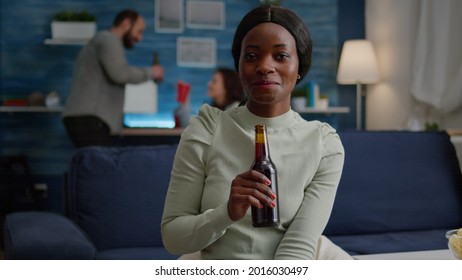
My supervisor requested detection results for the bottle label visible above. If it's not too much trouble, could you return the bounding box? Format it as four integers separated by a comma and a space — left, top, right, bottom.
251, 165, 279, 227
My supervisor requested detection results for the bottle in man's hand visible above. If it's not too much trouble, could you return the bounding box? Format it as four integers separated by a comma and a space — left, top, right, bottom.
152, 52, 164, 83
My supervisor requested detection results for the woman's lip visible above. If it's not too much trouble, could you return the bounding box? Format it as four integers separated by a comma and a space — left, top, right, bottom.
253, 80, 279, 86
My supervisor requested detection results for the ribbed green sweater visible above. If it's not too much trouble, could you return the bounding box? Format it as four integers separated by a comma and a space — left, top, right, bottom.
161, 104, 344, 259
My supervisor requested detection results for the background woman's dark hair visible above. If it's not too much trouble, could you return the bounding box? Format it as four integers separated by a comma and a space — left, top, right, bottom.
231, 5, 313, 83
112, 9, 139, 27
213, 68, 245, 110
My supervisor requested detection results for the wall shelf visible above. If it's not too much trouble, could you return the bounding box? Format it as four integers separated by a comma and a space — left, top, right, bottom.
44, 38, 88, 45
296, 107, 350, 114
0, 106, 63, 113
119, 128, 184, 137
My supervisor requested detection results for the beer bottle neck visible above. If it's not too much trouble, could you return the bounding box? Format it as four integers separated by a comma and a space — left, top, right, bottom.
152, 52, 159, 65
254, 126, 270, 161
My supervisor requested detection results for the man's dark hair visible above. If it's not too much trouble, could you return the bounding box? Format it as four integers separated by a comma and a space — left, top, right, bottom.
231, 5, 313, 83
112, 9, 139, 27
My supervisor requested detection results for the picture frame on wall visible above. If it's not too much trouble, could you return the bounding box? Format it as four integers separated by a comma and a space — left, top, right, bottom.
177, 37, 216, 68
155, 0, 184, 33
186, 1, 225, 30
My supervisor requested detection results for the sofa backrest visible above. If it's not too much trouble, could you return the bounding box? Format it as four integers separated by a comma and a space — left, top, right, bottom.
324, 131, 462, 236
66, 145, 178, 251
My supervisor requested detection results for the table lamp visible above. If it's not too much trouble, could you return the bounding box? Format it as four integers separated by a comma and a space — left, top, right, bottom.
337, 40, 380, 130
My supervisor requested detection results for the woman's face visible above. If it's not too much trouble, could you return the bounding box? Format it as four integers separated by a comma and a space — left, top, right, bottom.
239, 22, 299, 117
207, 72, 226, 107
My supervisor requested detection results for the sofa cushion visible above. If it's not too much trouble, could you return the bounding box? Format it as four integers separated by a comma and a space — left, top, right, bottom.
67, 145, 177, 251
325, 131, 462, 236
3, 211, 96, 259
328, 229, 450, 256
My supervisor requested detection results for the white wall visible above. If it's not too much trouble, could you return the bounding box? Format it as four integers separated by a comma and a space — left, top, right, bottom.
365, 0, 419, 130
365, 0, 462, 131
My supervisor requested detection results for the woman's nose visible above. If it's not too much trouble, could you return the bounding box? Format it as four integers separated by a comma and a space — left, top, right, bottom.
256, 57, 275, 75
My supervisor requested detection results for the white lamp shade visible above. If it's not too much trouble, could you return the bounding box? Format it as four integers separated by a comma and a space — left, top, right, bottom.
337, 40, 380, 84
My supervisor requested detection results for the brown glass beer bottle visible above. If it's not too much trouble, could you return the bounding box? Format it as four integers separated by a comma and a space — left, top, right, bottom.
250, 124, 280, 227
152, 52, 163, 83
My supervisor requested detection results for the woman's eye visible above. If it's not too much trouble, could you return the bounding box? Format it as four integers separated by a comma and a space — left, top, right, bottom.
276, 53, 290, 60
243, 53, 257, 61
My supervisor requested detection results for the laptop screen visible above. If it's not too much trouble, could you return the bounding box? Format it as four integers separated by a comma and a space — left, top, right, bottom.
123, 112, 175, 129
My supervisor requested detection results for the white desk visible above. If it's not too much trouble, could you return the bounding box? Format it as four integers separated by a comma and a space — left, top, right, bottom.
354, 249, 455, 260
296, 106, 350, 114
118, 128, 184, 136
0, 106, 63, 113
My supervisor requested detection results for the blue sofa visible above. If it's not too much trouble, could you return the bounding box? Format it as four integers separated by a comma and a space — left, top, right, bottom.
3, 131, 462, 259
324, 131, 462, 255
3, 145, 180, 260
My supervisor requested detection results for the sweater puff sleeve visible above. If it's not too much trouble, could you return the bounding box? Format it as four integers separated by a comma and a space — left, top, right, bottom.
161, 105, 235, 255
275, 122, 344, 259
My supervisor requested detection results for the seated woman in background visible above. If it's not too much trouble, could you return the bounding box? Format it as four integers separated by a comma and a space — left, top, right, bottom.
207, 68, 245, 111
161, 4, 351, 260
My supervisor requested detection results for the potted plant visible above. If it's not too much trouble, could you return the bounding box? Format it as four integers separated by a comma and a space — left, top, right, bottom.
51, 10, 97, 40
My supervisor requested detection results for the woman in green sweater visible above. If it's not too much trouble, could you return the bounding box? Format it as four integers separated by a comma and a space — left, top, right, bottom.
161, 4, 350, 260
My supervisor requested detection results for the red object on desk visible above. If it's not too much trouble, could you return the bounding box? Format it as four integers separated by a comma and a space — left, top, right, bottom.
3, 99, 28, 106
176, 81, 191, 104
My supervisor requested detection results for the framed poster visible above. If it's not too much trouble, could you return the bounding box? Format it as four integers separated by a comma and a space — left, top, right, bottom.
155, 0, 184, 33
186, 1, 225, 30
177, 37, 216, 68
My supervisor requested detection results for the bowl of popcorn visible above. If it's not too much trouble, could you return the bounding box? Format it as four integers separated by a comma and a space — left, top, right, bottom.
446, 228, 462, 259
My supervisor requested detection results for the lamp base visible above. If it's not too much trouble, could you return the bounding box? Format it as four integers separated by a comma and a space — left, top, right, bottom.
356, 83, 362, 130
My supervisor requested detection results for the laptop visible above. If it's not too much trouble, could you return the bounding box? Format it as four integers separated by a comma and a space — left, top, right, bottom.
123, 80, 175, 129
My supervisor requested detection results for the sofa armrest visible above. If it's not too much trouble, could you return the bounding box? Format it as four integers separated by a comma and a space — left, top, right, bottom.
3, 211, 96, 259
